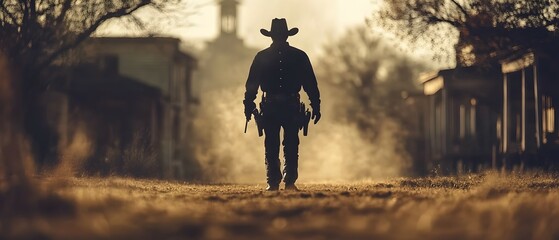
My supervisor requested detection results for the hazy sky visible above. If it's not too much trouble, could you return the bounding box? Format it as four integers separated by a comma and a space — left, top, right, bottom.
97, 0, 377, 56
96, 0, 452, 66
194, 0, 376, 53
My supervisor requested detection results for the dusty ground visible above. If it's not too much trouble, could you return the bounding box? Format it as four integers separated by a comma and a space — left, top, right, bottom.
2, 172, 559, 240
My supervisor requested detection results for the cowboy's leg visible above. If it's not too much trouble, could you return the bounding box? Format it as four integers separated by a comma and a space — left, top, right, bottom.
264, 120, 282, 186
282, 122, 300, 185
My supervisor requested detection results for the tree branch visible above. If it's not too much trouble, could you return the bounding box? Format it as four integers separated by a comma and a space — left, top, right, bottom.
0, 4, 19, 25
544, 17, 559, 27
55, 0, 73, 26
36, 1, 151, 73
426, 15, 463, 28
449, 0, 470, 19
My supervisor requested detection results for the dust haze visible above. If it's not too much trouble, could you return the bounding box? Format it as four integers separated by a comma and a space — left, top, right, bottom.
192, 25, 423, 183
1, 1, 420, 183
92, 0, 412, 183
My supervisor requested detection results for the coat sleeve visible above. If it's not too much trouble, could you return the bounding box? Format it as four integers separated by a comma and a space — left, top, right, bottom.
244, 54, 261, 102
301, 53, 321, 109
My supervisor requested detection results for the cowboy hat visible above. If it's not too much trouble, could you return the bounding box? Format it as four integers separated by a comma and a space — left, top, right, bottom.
260, 18, 299, 37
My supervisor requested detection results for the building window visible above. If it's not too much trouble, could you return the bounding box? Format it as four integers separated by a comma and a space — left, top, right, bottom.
496, 116, 502, 140
459, 99, 477, 139
222, 15, 236, 33
470, 98, 477, 136
543, 95, 555, 136
546, 108, 555, 133
460, 104, 466, 139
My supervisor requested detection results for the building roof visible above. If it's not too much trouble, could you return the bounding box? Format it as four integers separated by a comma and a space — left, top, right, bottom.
421, 66, 501, 96
220, 0, 240, 5
67, 64, 161, 100
88, 37, 196, 63
89, 36, 181, 44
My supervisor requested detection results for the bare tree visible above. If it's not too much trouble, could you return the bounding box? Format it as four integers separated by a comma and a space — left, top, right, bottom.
0, 0, 186, 174
374, 0, 559, 66
317, 26, 424, 144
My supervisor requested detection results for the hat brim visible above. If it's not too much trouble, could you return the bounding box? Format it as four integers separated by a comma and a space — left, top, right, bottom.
260, 28, 299, 37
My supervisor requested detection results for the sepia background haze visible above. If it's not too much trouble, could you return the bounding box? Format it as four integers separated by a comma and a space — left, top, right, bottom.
94, 0, 450, 183
97, 0, 378, 55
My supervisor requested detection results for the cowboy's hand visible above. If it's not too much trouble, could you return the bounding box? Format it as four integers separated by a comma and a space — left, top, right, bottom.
311, 106, 321, 124
243, 100, 256, 120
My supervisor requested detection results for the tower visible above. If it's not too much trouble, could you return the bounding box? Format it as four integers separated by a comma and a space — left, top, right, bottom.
219, 0, 239, 37
198, 0, 257, 91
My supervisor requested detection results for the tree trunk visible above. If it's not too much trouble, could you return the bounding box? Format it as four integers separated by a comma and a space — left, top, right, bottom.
0, 54, 32, 189
22, 90, 60, 171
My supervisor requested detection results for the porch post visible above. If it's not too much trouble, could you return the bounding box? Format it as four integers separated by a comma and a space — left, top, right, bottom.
503, 74, 508, 153
521, 68, 526, 152
533, 62, 541, 148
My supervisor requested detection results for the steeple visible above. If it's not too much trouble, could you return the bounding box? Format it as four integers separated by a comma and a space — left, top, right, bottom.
219, 0, 239, 37
199, 0, 258, 91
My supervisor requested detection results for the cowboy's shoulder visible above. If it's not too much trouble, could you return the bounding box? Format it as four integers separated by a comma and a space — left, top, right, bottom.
255, 47, 275, 58
250, 50, 266, 64
286, 46, 309, 57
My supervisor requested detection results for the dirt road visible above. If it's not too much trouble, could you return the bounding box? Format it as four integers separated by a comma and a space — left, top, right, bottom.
2, 173, 559, 239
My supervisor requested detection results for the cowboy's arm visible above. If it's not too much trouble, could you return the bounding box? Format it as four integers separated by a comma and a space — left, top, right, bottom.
301, 53, 321, 123
301, 54, 320, 108
243, 54, 261, 120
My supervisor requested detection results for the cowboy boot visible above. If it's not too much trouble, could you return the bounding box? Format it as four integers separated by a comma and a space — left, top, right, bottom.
282, 127, 299, 190
264, 123, 282, 191
265, 157, 282, 191
266, 183, 280, 191
284, 181, 299, 191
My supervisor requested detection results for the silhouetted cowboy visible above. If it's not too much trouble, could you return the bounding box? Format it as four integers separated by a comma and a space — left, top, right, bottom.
244, 18, 321, 191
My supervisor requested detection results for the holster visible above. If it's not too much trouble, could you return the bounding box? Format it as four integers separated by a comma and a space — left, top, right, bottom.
252, 108, 264, 137
298, 102, 312, 136
257, 93, 311, 136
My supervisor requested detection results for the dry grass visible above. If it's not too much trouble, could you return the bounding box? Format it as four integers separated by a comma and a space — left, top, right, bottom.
2, 172, 559, 239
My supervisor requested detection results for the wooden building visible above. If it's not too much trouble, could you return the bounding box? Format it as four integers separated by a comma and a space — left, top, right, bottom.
419, 67, 502, 173
412, 48, 559, 174
54, 37, 198, 179
500, 51, 559, 168
63, 64, 163, 177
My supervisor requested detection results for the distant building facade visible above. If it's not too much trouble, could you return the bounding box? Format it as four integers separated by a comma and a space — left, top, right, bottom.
51, 37, 198, 179
500, 51, 559, 167
411, 50, 559, 174
197, 0, 258, 91
418, 67, 502, 173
